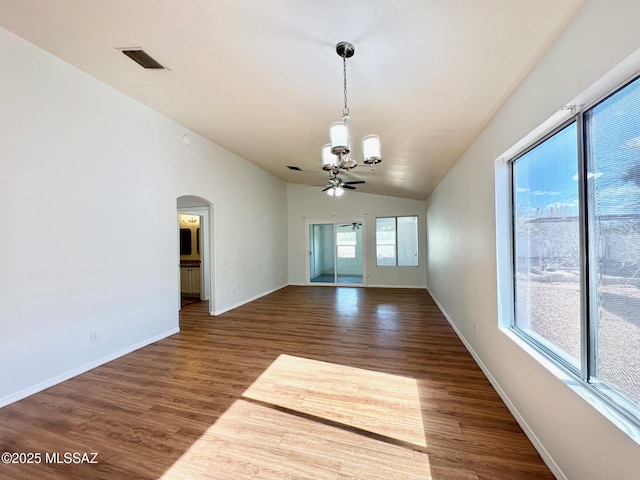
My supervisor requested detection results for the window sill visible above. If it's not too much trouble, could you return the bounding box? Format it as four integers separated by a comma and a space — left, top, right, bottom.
500, 326, 640, 446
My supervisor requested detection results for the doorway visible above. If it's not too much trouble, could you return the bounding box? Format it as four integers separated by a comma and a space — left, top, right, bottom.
307, 220, 364, 285
178, 213, 203, 307
177, 196, 214, 315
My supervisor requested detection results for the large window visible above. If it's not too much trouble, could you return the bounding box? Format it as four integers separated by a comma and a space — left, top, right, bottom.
376, 216, 418, 266
585, 77, 640, 409
510, 74, 640, 423
513, 122, 581, 370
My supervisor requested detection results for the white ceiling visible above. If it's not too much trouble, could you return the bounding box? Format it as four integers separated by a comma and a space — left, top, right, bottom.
0, 0, 585, 200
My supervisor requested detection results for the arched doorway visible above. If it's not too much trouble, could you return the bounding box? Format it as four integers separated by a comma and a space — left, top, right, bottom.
177, 195, 214, 315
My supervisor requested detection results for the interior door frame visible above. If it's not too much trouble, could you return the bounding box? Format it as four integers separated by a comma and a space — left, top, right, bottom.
305, 218, 366, 286
178, 206, 212, 311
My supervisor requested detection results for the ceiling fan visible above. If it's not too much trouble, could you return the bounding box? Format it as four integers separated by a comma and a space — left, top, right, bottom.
309, 174, 365, 197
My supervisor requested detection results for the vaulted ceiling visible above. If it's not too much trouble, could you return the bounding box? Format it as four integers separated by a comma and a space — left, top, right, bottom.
0, 0, 585, 199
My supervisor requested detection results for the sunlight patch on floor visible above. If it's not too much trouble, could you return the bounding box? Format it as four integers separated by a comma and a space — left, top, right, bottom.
160, 399, 431, 480
161, 354, 432, 480
160, 354, 430, 479
243, 354, 427, 448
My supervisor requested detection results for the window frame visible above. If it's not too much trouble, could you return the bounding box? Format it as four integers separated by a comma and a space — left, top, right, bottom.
336, 230, 357, 259
375, 216, 419, 267
504, 72, 640, 435
509, 119, 583, 377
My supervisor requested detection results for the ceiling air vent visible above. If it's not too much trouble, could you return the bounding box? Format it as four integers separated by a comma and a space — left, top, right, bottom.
120, 49, 166, 69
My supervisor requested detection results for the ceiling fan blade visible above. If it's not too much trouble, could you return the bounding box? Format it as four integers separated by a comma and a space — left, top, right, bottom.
344, 180, 365, 185
343, 185, 356, 190
321, 186, 332, 192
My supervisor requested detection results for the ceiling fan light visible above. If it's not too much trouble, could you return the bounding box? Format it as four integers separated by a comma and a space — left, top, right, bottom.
330, 121, 350, 154
362, 134, 382, 164
326, 187, 335, 196
322, 144, 337, 171
334, 186, 345, 197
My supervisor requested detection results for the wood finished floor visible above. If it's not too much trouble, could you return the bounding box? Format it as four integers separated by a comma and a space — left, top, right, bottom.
0, 286, 555, 479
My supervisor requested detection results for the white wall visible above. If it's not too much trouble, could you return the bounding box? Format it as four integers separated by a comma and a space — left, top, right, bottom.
287, 184, 426, 287
425, 2, 640, 479
0, 27, 288, 405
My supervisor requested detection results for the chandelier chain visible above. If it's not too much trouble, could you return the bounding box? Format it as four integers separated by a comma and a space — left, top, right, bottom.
342, 55, 349, 118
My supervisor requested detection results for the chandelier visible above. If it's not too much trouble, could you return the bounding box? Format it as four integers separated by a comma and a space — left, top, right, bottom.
321, 41, 381, 196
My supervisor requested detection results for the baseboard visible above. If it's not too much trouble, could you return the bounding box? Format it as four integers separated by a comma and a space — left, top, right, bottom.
0, 327, 180, 409
213, 284, 288, 315
425, 287, 568, 480
367, 284, 428, 289
287, 282, 427, 289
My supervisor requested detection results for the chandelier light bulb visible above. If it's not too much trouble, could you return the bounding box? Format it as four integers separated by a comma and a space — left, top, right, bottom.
362, 135, 381, 163
322, 144, 337, 171
330, 122, 350, 153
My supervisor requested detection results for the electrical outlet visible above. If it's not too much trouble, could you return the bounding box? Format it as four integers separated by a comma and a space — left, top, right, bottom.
90, 330, 99, 343
232, 288, 236, 295
474, 323, 478, 335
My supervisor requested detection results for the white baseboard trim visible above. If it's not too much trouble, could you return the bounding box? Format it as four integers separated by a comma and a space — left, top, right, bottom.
425, 287, 567, 480
213, 284, 288, 315
0, 327, 180, 409
287, 283, 427, 289
367, 284, 427, 289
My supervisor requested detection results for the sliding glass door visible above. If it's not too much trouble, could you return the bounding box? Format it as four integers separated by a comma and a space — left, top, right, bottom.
308, 221, 363, 285
336, 222, 364, 284
309, 223, 335, 283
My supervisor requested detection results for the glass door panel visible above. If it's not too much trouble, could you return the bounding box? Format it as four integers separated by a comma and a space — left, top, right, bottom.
336, 222, 363, 284
309, 223, 335, 283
